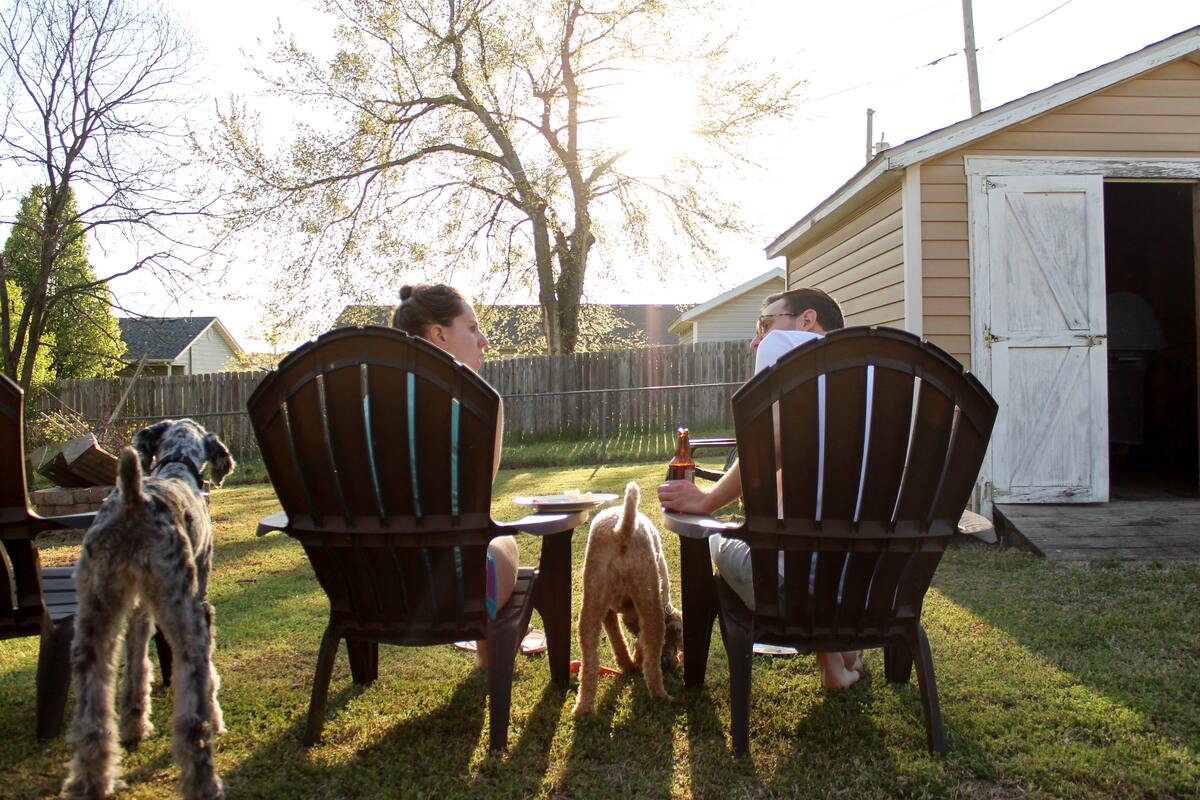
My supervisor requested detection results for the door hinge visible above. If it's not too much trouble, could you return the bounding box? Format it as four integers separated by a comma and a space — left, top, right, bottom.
983, 327, 1008, 346
1080, 333, 1107, 347
982, 177, 999, 192
985, 482, 994, 502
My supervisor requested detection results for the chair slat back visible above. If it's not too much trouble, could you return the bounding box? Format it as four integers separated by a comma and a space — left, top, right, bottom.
1, 373, 30, 523
730, 327, 997, 638
0, 374, 46, 639
248, 327, 500, 638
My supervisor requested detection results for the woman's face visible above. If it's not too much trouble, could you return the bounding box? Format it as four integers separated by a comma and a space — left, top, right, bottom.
426, 303, 488, 370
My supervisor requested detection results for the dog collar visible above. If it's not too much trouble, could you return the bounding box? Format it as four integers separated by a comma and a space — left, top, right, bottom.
152, 455, 205, 488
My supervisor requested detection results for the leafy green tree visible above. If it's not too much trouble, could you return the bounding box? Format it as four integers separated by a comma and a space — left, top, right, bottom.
1, 279, 54, 386
2, 187, 125, 380
478, 304, 652, 357
0, 0, 197, 389
212, 0, 802, 353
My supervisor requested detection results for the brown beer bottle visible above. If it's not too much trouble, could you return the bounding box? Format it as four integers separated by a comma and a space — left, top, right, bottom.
667, 426, 695, 481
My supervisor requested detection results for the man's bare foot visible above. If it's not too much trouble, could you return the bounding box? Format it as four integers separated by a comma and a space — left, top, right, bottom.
841, 650, 863, 672
817, 651, 861, 690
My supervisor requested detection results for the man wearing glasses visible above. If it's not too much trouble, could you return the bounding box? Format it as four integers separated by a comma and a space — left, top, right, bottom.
657, 287, 862, 689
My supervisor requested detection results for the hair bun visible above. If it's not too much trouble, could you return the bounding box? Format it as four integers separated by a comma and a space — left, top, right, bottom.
399, 285, 414, 301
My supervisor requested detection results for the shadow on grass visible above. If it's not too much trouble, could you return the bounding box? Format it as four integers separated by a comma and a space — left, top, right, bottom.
553, 669, 682, 797
681, 683, 748, 800
683, 650, 995, 799
210, 527, 295, 567
220, 681, 404, 798
504, 680, 570, 771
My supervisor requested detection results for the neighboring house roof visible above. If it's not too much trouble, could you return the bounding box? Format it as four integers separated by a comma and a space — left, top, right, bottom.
334, 303, 691, 347
118, 317, 244, 363
668, 268, 785, 333
766, 25, 1200, 258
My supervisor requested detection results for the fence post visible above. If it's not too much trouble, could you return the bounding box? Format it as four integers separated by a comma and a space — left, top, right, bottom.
599, 390, 608, 465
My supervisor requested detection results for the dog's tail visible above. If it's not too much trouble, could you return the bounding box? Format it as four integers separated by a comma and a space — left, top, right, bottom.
117, 446, 146, 509
616, 481, 640, 539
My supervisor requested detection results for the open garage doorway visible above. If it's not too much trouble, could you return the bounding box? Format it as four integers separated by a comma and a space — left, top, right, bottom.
1104, 182, 1199, 498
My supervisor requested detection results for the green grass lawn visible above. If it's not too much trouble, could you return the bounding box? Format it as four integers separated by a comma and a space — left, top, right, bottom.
3, 463, 1198, 798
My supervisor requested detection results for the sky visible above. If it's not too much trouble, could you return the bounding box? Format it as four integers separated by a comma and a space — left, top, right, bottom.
7, 0, 1198, 351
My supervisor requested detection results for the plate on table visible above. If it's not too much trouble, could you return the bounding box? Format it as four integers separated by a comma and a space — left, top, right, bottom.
753, 643, 799, 656
512, 492, 619, 513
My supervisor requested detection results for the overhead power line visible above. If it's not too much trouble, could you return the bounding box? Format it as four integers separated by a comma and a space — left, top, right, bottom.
991, 0, 1077, 47
801, 0, 1081, 107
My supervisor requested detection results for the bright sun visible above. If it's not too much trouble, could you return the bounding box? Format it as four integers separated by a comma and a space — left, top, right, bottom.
594, 62, 700, 177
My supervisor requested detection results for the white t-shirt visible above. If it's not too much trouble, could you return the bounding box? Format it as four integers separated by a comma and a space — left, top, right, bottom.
753, 327, 875, 523
753, 329, 823, 374
711, 329, 829, 576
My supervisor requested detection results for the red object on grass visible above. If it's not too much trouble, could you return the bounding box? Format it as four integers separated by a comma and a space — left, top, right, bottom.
569, 659, 621, 676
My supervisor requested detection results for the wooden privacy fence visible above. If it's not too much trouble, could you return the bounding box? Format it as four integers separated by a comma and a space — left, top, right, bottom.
27, 340, 756, 462
482, 341, 755, 440
30, 370, 266, 469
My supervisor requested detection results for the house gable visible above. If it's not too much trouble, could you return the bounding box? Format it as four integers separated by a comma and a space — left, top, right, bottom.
768, 29, 1200, 369
183, 324, 242, 373
118, 316, 244, 375
668, 268, 785, 343
767, 26, 1200, 260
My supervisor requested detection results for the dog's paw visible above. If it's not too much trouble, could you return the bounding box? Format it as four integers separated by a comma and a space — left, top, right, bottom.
61, 775, 125, 800
118, 718, 154, 748
572, 700, 595, 716
199, 776, 226, 800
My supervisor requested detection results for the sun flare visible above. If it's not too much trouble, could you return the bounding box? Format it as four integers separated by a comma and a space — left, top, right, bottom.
594, 63, 700, 177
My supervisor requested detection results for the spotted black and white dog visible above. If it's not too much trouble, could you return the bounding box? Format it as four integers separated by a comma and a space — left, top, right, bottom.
63, 420, 234, 800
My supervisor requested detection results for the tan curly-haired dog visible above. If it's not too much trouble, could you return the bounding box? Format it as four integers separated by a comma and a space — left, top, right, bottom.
573, 482, 682, 715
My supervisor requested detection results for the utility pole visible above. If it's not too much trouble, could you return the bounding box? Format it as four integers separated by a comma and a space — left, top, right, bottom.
961, 0, 982, 116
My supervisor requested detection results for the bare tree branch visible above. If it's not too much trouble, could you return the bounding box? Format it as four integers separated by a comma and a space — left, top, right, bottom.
0, 0, 207, 387
203, 0, 804, 352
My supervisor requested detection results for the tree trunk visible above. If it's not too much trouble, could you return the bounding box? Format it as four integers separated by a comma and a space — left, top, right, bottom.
553, 233, 584, 354
529, 205, 563, 354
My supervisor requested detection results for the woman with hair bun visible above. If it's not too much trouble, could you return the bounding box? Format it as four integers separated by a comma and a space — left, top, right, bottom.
392, 283, 521, 667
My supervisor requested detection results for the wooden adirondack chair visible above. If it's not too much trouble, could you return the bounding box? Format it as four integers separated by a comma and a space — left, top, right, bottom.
248, 326, 585, 750
664, 327, 997, 755
1, 373, 95, 739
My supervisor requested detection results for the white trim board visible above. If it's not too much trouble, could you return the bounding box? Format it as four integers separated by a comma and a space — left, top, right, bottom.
965, 156, 1200, 179
765, 161, 897, 258
901, 165, 924, 336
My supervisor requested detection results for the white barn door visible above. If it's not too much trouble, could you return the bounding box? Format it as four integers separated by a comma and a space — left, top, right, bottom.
980, 174, 1108, 503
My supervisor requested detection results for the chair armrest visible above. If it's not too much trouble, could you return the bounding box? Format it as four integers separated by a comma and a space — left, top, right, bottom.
661, 510, 741, 540
957, 510, 997, 544
495, 510, 587, 536
693, 467, 726, 483
257, 511, 289, 537
32, 511, 95, 532
688, 438, 737, 483
689, 437, 736, 456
